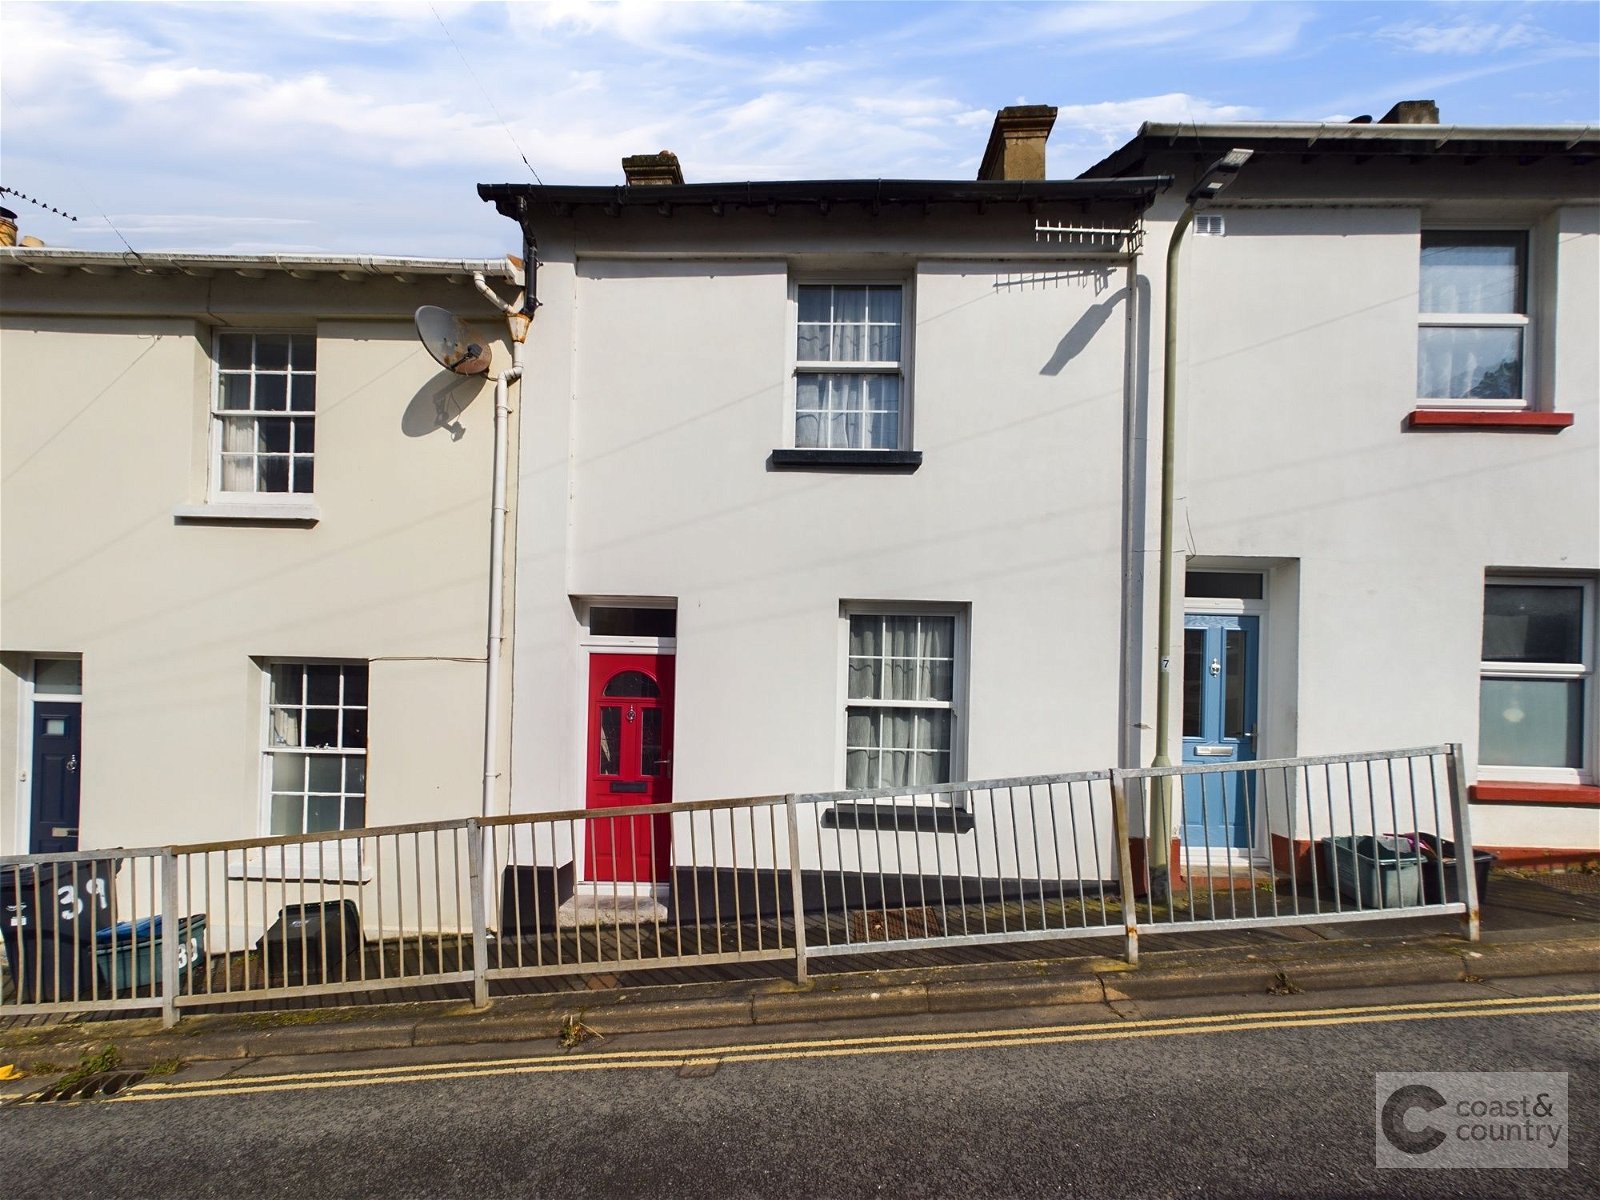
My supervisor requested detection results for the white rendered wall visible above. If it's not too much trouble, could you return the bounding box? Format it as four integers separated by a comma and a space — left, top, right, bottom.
1170, 195, 1598, 853
508, 223, 1141, 819
1, 277, 512, 855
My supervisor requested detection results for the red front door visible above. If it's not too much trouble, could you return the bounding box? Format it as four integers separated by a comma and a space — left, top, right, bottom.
584, 654, 674, 883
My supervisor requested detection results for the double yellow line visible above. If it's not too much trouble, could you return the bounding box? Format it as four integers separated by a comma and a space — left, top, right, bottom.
114, 992, 1598, 1104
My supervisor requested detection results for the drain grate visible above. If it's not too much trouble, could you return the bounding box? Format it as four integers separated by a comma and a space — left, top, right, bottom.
26, 1070, 147, 1103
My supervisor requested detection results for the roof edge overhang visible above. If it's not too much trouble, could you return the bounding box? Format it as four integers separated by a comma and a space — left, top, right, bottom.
0, 248, 517, 280
1083, 122, 1598, 178
477, 176, 1172, 222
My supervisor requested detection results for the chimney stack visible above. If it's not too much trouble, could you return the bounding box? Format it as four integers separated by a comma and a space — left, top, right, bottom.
978, 106, 1058, 181
1379, 100, 1439, 125
0, 207, 17, 248
622, 151, 685, 186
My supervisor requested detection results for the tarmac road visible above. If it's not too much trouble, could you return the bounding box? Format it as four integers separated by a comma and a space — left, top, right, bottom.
3, 975, 1596, 1200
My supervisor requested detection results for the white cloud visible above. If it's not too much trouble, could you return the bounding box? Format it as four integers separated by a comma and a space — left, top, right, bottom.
1376, 19, 1544, 56
1055, 94, 1263, 143
2, 1, 1592, 257
513, 0, 802, 51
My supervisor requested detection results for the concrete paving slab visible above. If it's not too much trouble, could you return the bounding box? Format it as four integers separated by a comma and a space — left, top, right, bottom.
751, 982, 928, 1026
1457, 939, 1600, 979
413, 1009, 566, 1047
925, 975, 1105, 1014
234, 1018, 419, 1059
577, 996, 754, 1034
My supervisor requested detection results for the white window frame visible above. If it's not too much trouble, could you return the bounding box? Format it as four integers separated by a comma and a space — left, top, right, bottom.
837, 603, 967, 791
259, 659, 369, 836
1478, 576, 1594, 786
208, 329, 319, 502
1416, 228, 1532, 412
787, 279, 913, 451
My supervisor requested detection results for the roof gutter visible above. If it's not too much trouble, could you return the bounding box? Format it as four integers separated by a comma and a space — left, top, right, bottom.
0, 248, 517, 278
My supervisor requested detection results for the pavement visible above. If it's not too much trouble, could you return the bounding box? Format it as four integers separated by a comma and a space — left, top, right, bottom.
0, 872, 1594, 1093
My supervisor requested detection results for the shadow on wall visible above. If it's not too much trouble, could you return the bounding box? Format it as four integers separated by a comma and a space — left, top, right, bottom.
1039, 287, 1129, 377
402, 373, 485, 440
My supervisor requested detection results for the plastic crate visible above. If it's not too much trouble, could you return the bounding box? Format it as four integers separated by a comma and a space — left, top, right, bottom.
1399, 833, 1497, 905
256, 900, 362, 983
95, 914, 207, 997
1319, 836, 1422, 909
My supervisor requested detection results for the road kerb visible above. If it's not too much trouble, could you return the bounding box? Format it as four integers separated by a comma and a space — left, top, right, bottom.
751, 982, 929, 1026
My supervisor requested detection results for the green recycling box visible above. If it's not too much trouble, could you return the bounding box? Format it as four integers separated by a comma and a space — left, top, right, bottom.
94, 914, 207, 997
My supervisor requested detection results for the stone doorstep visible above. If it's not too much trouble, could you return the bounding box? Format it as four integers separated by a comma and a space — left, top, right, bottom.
554, 895, 670, 929
4, 932, 1595, 1072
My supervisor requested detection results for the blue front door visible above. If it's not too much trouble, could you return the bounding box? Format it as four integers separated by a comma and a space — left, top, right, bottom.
1180, 614, 1259, 851
30, 701, 82, 853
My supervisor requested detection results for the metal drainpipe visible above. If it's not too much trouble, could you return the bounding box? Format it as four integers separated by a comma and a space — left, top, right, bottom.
1116, 241, 1145, 771
1147, 203, 1196, 897
472, 271, 530, 819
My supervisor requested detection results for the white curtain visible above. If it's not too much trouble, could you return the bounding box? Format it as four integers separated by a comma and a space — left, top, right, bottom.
221, 416, 257, 491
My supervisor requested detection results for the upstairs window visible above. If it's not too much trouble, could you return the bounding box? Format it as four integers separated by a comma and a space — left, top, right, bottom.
794, 284, 906, 450
213, 332, 317, 496
1417, 232, 1528, 407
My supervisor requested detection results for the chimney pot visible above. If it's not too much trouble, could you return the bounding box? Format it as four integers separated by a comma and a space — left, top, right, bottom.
622, 150, 685, 186
0, 206, 17, 249
1379, 100, 1439, 125
978, 105, 1058, 181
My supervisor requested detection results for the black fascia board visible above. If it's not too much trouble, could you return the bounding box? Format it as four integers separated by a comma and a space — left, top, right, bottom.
1083, 130, 1600, 179
477, 176, 1172, 221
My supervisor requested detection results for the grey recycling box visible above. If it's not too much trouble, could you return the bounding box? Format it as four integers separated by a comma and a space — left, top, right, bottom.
1319, 836, 1423, 909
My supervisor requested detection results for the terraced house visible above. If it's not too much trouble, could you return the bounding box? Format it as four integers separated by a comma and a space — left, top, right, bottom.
2, 101, 1595, 895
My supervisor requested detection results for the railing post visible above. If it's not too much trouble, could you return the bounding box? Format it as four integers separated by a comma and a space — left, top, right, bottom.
467, 819, 490, 1008
1444, 744, 1480, 942
785, 794, 808, 983
1109, 771, 1139, 966
160, 849, 180, 1029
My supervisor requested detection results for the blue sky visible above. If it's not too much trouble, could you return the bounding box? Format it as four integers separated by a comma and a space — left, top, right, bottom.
2, 1, 1595, 258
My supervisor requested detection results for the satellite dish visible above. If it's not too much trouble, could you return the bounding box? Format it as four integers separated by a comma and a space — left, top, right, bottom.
415, 306, 495, 378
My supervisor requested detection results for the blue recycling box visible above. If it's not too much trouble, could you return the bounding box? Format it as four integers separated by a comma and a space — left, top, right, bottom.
94, 914, 207, 997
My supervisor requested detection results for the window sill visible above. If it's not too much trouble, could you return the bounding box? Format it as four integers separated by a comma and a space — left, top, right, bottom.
768, 449, 922, 473
227, 844, 369, 883
1469, 782, 1600, 807
1405, 410, 1574, 432
173, 500, 321, 524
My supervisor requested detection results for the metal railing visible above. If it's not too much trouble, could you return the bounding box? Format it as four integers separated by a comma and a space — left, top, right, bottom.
0, 746, 1478, 1025
480, 797, 796, 1003
0, 846, 168, 1016
1115, 745, 1478, 957
790, 772, 1128, 972
168, 821, 478, 1017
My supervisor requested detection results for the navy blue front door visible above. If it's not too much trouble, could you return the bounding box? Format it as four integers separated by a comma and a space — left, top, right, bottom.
31, 702, 81, 853
1180, 614, 1259, 851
